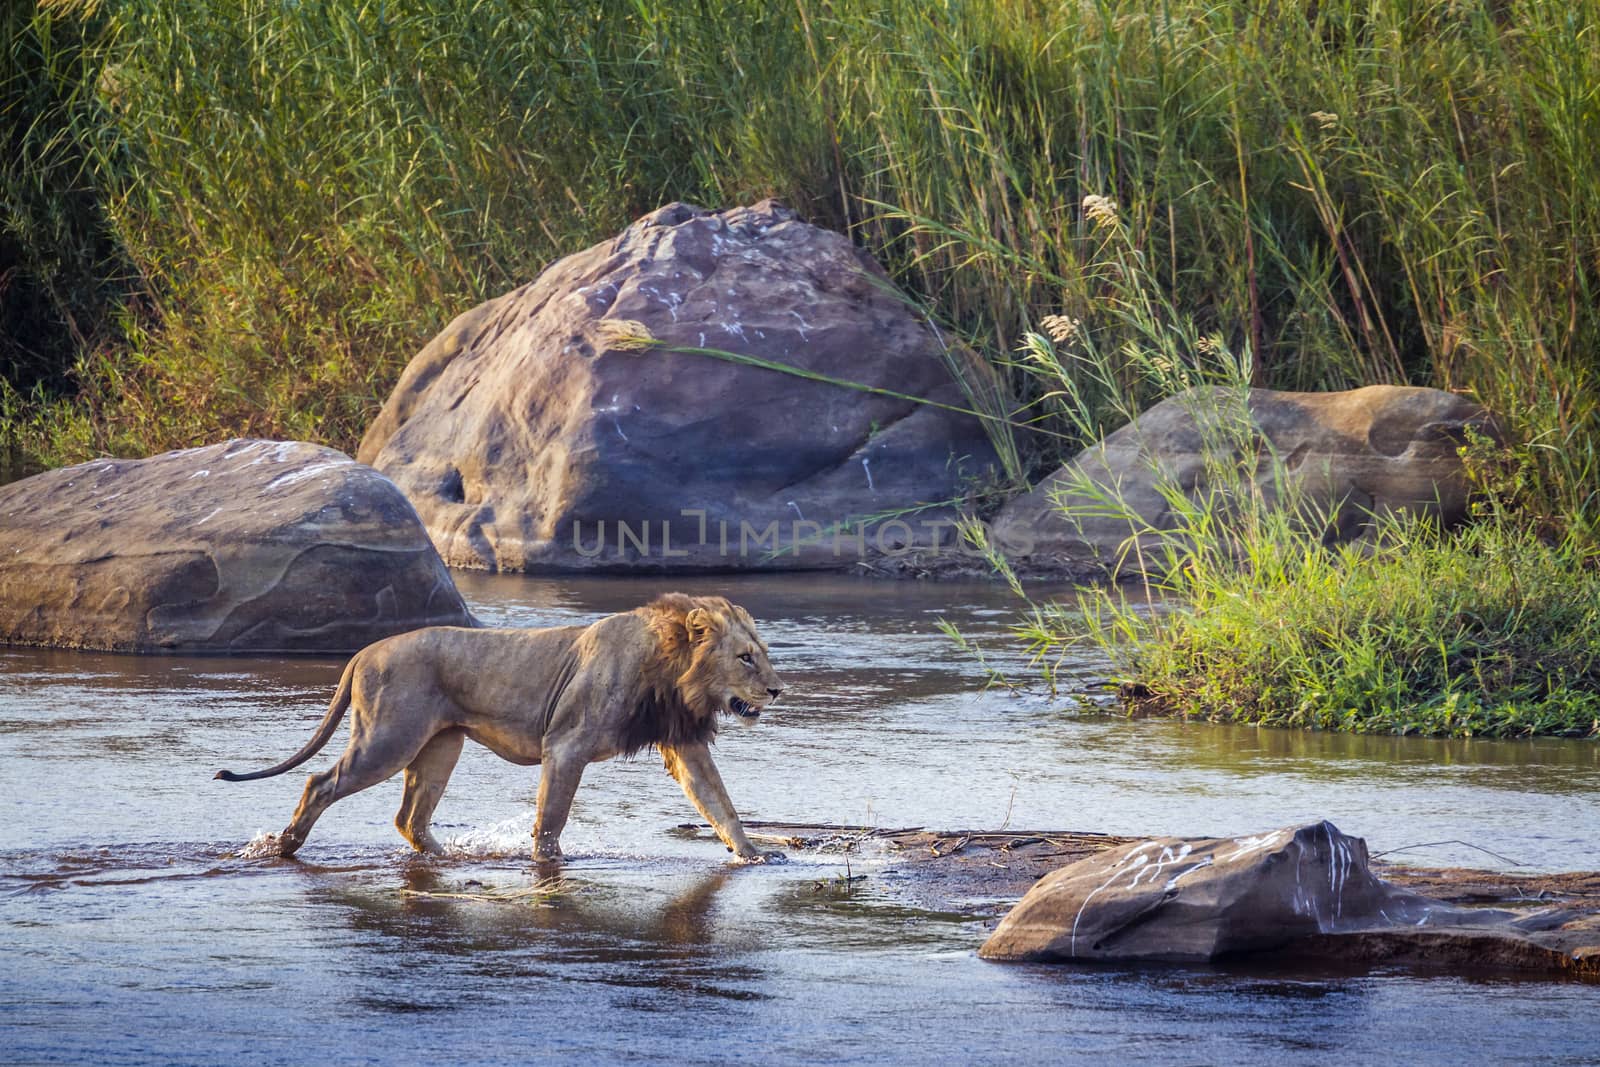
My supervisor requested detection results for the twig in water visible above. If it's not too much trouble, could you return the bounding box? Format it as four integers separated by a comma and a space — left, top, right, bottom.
998, 836, 1044, 852
1368, 840, 1527, 867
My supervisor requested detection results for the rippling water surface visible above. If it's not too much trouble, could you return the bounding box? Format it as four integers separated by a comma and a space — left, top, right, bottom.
4, 573, 1599, 1064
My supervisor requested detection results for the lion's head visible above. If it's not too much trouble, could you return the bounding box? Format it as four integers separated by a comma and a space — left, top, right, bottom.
644, 593, 784, 726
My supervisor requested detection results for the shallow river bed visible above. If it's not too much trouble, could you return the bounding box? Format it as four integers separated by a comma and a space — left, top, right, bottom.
4, 573, 1600, 1064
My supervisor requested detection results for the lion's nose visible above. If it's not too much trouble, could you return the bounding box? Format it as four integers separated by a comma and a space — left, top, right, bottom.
767, 686, 783, 699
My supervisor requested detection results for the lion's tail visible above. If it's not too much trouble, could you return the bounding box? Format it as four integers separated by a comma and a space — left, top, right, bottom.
214, 659, 357, 782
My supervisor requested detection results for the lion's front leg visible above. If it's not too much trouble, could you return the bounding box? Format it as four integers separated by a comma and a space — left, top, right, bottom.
659, 741, 780, 863
532, 748, 587, 860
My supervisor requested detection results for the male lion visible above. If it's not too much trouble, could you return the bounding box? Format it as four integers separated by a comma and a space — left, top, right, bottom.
216, 593, 785, 862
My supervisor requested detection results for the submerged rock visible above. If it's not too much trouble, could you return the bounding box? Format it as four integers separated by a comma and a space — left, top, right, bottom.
359, 200, 1001, 572
980, 821, 1600, 976
990, 385, 1498, 576
0, 440, 474, 653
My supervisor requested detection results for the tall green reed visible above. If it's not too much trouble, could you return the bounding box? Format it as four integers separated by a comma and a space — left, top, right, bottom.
1, 1, 126, 399
2, 0, 1594, 542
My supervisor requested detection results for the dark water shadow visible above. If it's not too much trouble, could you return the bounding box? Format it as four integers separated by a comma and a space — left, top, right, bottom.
309, 859, 771, 1005
1101, 717, 1600, 792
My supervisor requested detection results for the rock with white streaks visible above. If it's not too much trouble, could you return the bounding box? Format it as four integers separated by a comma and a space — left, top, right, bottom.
981, 821, 1600, 974
0, 439, 474, 653
358, 200, 1000, 571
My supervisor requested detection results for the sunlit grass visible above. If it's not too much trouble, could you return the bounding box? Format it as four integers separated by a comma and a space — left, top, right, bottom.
957, 375, 1600, 738
1, 0, 1594, 537
1088, 516, 1600, 739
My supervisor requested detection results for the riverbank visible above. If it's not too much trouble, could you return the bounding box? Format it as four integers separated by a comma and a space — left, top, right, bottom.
972, 508, 1600, 740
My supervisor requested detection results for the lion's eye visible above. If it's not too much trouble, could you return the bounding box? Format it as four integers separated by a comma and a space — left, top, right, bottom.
738, 652, 755, 667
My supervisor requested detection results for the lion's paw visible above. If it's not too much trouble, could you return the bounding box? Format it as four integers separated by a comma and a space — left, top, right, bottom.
737, 849, 788, 865
237, 831, 285, 860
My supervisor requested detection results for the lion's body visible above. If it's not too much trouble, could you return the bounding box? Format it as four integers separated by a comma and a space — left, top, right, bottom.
216, 595, 784, 861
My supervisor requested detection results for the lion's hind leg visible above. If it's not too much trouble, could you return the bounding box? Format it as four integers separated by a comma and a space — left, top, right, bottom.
395, 728, 465, 854
276, 713, 439, 858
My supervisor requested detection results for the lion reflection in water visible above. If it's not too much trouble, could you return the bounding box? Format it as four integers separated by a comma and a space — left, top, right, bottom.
216, 594, 785, 862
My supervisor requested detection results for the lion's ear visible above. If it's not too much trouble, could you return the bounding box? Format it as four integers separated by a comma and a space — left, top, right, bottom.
684, 607, 719, 644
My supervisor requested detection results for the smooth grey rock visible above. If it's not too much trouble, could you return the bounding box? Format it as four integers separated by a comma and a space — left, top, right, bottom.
359, 200, 1000, 572
0, 439, 473, 653
990, 385, 1498, 575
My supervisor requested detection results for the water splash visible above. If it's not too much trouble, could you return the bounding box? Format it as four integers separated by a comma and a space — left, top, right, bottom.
443, 816, 536, 858
235, 830, 283, 860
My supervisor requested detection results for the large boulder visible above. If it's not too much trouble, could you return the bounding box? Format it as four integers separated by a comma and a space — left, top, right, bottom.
981, 822, 1600, 975
990, 385, 1497, 575
359, 200, 1001, 572
0, 440, 474, 653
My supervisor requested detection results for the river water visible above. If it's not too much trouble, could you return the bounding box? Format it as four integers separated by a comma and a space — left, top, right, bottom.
4, 573, 1599, 1065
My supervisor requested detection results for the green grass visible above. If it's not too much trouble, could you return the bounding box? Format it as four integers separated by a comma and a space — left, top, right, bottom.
2, 0, 1596, 535
0, 2, 126, 400
1084, 518, 1600, 739
953, 391, 1600, 739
